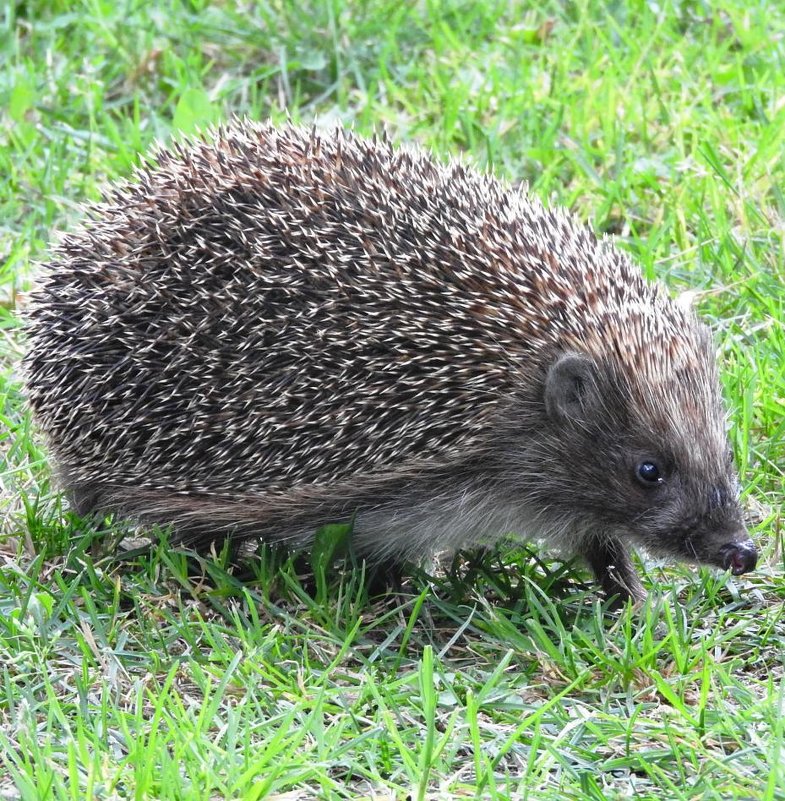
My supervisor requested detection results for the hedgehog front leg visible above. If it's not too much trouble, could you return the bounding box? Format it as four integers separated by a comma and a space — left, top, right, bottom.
581, 535, 645, 605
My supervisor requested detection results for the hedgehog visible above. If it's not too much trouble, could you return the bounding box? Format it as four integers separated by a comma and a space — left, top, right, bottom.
24, 119, 757, 603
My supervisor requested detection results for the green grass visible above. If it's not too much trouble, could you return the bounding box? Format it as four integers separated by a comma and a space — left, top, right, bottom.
1, 0, 784, 798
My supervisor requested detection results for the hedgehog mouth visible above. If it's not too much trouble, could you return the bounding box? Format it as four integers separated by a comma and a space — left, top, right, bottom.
657, 531, 758, 576
718, 541, 758, 575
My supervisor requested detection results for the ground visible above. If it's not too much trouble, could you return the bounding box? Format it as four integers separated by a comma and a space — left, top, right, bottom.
0, 1, 783, 799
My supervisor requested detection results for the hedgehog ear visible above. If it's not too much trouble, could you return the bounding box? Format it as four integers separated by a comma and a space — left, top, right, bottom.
544, 352, 600, 423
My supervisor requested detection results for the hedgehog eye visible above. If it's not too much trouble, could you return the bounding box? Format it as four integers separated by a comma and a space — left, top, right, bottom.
636, 461, 663, 486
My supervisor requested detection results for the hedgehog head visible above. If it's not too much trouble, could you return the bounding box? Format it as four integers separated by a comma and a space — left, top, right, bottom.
526, 331, 755, 576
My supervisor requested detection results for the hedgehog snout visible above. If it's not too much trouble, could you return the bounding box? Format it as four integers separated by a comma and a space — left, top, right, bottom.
719, 539, 758, 575
698, 485, 756, 575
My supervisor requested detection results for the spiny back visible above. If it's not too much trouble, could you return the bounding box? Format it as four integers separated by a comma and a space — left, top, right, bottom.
25, 120, 717, 496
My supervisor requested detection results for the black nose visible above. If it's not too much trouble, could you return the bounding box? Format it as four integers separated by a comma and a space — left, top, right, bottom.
721, 541, 758, 575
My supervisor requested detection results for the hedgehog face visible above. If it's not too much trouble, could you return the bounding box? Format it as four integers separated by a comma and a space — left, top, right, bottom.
537, 351, 756, 575
615, 448, 755, 574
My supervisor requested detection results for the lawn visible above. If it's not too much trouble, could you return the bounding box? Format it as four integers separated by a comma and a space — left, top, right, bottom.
1, 1, 783, 799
